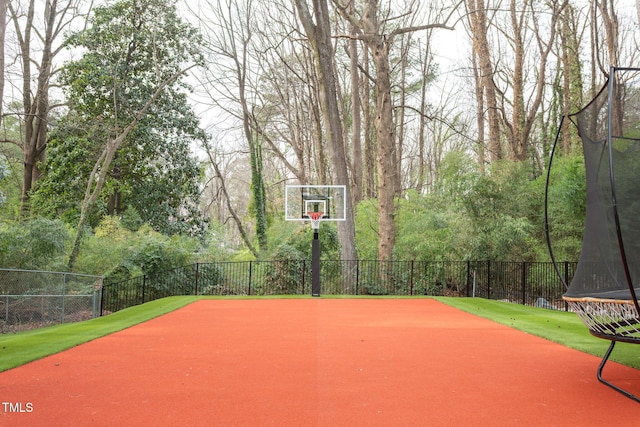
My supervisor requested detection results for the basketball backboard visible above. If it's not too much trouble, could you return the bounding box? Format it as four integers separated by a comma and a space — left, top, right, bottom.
285, 185, 346, 222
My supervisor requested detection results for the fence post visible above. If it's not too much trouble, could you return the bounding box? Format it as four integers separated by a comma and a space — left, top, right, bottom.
142, 275, 146, 304
355, 260, 360, 295
302, 260, 306, 294
248, 261, 253, 296
96, 278, 103, 318
100, 282, 106, 316
564, 261, 570, 311
409, 260, 415, 296
61, 272, 67, 323
466, 261, 471, 297
487, 260, 491, 299
521, 261, 527, 305
194, 263, 200, 296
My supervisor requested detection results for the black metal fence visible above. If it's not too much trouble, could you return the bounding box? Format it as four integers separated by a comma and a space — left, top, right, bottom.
101, 260, 576, 315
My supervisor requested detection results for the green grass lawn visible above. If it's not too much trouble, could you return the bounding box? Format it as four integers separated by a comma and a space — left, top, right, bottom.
0, 296, 198, 372
0, 296, 638, 372
436, 297, 640, 369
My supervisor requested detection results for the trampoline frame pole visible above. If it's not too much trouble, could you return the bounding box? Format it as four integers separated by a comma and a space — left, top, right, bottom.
597, 340, 640, 403
606, 66, 640, 315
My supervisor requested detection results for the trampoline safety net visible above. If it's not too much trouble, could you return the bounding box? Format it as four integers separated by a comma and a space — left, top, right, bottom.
567, 68, 640, 302
547, 66, 640, 403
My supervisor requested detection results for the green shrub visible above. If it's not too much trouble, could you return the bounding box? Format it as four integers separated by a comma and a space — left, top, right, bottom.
196, 263, 225, 295
129, 230, 197, 276
0, 218, 69, 270
76, 218, 201, 283
261, 244, 305, 295
74, 216, 135, 276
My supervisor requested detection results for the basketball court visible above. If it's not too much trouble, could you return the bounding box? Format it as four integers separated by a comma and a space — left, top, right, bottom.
1, 298, 639, 426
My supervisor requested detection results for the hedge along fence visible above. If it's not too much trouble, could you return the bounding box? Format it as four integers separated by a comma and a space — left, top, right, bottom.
101, 260, 576, 315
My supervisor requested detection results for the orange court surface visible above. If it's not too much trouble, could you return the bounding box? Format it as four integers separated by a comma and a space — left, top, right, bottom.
1, 298, 640, 426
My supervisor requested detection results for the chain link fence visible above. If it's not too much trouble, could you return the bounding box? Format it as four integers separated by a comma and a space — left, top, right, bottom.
0, 269, 103, 333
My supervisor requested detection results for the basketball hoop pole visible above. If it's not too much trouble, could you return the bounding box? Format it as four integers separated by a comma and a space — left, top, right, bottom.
285, 185, 347, 296
308, 212, 322, 297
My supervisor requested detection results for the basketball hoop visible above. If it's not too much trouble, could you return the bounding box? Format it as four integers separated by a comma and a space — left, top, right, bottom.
307, 211, 323, 230
285, 185, 347, 298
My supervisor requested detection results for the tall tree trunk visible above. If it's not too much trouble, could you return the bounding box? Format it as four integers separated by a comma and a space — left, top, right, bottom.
349, 21, 363, 204
559, 3, 583, 154
595, 0, 619, 71
69, 140, 118, 269
507, 0, 567, 163
334, 0, 455, 261
11, 0, 62, 217
249, 138, 268, 252
471, 53, 486, 173
362, 47, 376, 198
396, 35, 409, 194
466, 0, 502, 162
0, 0, 6, 122
333, 0, 398, 262
293, 0, 358, 267
370, 39, 397, 262
588, 4, 598, 139
310, 83, 329, 183
560, 17, 572, 155
228, 0, 268, 253
334, 0, 399, 263
595, 0, 622, 133
508, 0, 526, 162
416, 40, 429, 192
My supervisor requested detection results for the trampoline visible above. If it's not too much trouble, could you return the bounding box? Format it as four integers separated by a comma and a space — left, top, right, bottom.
546, 66, 640, 402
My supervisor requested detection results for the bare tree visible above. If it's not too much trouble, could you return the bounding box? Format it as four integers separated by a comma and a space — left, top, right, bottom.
195, 0, 269, 252
254, 31, 325, 184
471, 50, 487, 172
558, 2, 584, 154
8, 0, 87, 217
396, 33, 410, 194
204, 140, 259, 257
293, 0, 358, 264
465, 0, 568, 164
501, 0, 567, 162
415, 38, 435, 192
361, 45, 376, 198
466, 0, 501, 162
594, 0, 620, 73
347, 8, 363, 203
415, 84, 472, 191
591, 0, 635, 134
333, 0, 456, 262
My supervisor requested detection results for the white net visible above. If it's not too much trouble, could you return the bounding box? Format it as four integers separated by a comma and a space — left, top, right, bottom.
565, 297, 640, 341
308, 212, 323, 230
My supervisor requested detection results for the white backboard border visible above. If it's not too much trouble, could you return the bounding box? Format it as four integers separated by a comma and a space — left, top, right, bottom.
285, 185, 347, 222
